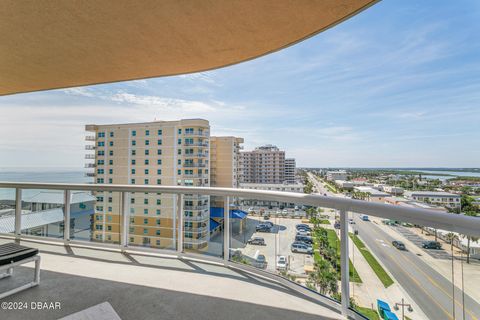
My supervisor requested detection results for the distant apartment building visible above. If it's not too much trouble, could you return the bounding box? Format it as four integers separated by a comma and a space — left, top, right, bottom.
284, 158, 296, 183
404, 191, 461, 209
85, 119, 211, 250
335, 180, 354, 190
240, 145, 296, 184
326, 170, 347, 182
383, 185, 404, 195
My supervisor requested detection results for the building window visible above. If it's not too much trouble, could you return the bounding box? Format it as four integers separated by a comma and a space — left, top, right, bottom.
144, 209, 148, 215
110, 131, 114, 137
108, 178, 112, 184
178, 139, 181, 145
178, 170, 181, 175
131, 159, 136, 165
156, 199, 161, 205
108, 206, 112, 212
145, 140, 150, 145
109, 159, 113, 165
156, 179, 161, 185
144, 198, 148, 205
132, 130, 136, 136
131, 198, 135, 204
132, 140, 136, 146
98, 132, 105, 138
156, 230, 160, 236
131, 169, 136, 174
157, 139, 162, 145
178, 128, 182, 135
98, 151, 104, 156
98, 141, 105, 147
145, 159, 149, 165
109, 141, 113, 146
157, 159, 162, 165
144, 218, 148, 224
145, 149, 149, 156
157, 149, 162, 155
109, 150, 113, 156
145, 169, 149, 174
146, 130, 150, 136
97, 169, 104, 174
109, 169, 113, 174
144, 179, 149, 185
156, 209, 161, 215
178, 149, 181, 155
131, 179, 135, 184
108, 197, 112, 203
178, 159, 181, 165
143, 229, 148, 234
158, 129, 162, 135
97, 160, 104, 165
156, 240, 160, 246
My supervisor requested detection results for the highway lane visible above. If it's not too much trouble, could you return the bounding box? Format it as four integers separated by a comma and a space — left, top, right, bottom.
306, 172, 480, 320
353, 212, 480, 320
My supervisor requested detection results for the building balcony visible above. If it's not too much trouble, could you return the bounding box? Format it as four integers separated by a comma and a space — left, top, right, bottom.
182, 174, 205, 179
84, 163, 96, 168
184, 131, 209, 137
183, 153, 208, 158
183, 204, 209, 211
183, 163, 207, 168
84, 154, 95, 159
85, 145, 96, 150
85, 135, 96, 141
0, 181, 479, 320
84, 172, 96, 177
184, 142, 209, 147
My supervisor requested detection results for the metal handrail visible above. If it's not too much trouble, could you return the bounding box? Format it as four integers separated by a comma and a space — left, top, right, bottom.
0, 181, 478, 236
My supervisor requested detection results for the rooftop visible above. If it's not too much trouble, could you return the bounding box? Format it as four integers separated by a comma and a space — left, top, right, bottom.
404, 190, 460, 197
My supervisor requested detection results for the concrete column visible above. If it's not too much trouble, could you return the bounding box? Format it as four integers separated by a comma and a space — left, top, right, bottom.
14, 188, 22, 239
64, 190, 71, 242
340, 209, 350, 315
223, 196, 230, 262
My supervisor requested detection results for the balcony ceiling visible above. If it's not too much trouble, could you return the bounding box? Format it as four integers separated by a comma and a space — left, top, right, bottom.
0, 0, 377, 96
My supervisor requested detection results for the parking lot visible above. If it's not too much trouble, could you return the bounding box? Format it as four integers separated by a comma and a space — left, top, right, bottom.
233, 215, 314, 275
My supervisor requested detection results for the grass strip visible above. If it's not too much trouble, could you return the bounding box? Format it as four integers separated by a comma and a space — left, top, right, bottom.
349, 233, 394, 288
355, 307, 380, 320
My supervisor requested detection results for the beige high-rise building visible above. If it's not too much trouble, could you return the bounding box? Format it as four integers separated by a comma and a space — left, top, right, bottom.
210, 136, 244, 207
85, 119, 210, 250
240, 145, 286, 184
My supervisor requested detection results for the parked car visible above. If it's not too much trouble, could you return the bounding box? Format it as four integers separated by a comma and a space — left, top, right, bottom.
248, 207, 254, 212
361, 215, 369, 221
295, 224, 312, 231
291, 242, 313, 254
247, 237, 266, 246
295, 235, 313, 244
263, 221, 274, 228
392, 240, 406, 250
263, 214, 270, 220
276, 256, 287, 271
294, 206, 299, 211
256, 224, 271, 232
334, 222, 341, 229
282, 209, 288, 215
296, 230, 311, 236
422, 241, 442, 250
276, 210, 281, 215
349, 218, 355, 224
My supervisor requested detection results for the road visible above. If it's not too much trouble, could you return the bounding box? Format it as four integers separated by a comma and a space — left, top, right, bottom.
307, 172, 480, 320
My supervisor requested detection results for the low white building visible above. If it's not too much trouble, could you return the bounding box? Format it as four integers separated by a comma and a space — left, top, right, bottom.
404, 191, 461, 209
335, 180, 354, 190
354, 186, 391, 203
239, 183, 304, 208
383, 185, 404, 195
326, 170, 347, 181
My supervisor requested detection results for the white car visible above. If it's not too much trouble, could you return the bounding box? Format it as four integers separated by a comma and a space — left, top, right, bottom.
276, 256, 287, 271
248, 207, 254, 212
296, 230, 311, 236
276, 210, 281, 215
282, 209, 288, 214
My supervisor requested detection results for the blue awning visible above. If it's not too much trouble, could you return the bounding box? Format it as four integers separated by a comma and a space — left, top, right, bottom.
377, 299, 391, 312
210, 207, 248, 219
384, 311, 399, 320
209, 218, 220, 231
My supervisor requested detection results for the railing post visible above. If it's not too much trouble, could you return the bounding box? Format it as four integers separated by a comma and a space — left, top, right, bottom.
64, 190, 71, 243
340, 209, 350, 315
177, 194, 184, 253
121, 191, 129, 249
223, 196, 230, 262
14, 188, 22, 240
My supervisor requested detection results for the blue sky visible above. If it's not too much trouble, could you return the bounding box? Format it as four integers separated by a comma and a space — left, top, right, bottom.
1, 0, 480, 169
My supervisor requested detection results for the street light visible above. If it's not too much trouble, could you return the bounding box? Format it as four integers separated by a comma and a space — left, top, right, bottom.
394, 298, 413, 320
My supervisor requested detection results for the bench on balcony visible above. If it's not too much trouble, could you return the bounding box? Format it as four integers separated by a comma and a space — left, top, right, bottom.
0, 243, 40, 299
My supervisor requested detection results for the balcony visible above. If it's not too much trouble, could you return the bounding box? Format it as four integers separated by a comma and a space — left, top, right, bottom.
184, 131, 209, 137
85, 145, 95, 150
84, 172, 96, 177
85, 136, 96, 141
0, 181, 479, 320
184, 141, 209, 147
183, 153, 208, 158
84, 163, 96, 168
183, 163, 207, 168
84, 154, 95, 159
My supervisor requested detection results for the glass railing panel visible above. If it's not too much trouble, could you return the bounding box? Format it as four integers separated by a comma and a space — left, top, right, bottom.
184, 193, 221, 258
0, 188, 16, 235
127, 192, 176, 250
80, 190, 121, 245
20, 189, 65, 239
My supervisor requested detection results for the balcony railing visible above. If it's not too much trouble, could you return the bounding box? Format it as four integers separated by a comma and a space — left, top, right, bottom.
183, 204, 209, 211
184, 141, 209, 147
0, 181, 479, 320
183, 153, 208, 158
184, 215, 209, 222
183, 163, 207, 168
184, 131, 209, 137
84, 172, 96, 177
85, 136, 96, 141
84, 163, 96, 168
85, 154, 95, 159
85, 145, 96, 150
